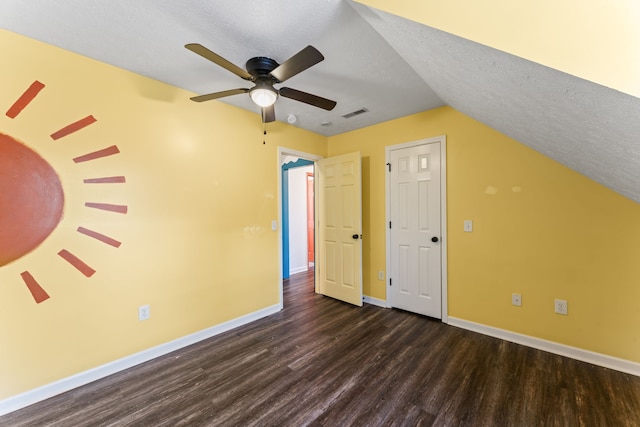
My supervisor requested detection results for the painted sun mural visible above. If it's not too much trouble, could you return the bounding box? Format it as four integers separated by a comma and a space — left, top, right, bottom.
2, 80, 127, 303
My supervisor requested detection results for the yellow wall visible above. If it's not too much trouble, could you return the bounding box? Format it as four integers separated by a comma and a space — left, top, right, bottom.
0, 29, 326, 399
356, 0, 640, 98
329, 107, 640, 363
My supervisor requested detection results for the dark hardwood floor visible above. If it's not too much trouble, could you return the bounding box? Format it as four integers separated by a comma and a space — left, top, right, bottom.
2, 270, 640, 426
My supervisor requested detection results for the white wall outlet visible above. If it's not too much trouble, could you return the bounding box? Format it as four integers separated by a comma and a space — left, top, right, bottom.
138, 304, 150, 321
271, 220, 277, 231
464, 220, 473, 232
512, 293, 522, 307
554, 299, 568, 315
378, 270, 385, 281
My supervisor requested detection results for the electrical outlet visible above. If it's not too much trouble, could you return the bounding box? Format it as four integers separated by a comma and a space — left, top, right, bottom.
512, 293, 522, 307
554, 299, 568, 315
138, 304, 150, 321
378, 270, 385, 281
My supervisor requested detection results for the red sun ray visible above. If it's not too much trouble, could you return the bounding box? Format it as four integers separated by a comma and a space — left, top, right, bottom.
58, 249, 96, 277
50, 115, 97, 140
20, 271, 50, 303
85, 202, 128, 214
83, 176, 126, 184
77, 227, 122, 248
6, 81, 46, 119
73, 145, 120, 163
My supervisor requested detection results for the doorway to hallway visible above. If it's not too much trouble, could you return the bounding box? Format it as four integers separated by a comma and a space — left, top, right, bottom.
278, 147, 322, 309
282, 158, 314, 279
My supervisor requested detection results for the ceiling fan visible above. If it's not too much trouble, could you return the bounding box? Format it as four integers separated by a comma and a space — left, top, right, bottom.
185, 43, 337, 123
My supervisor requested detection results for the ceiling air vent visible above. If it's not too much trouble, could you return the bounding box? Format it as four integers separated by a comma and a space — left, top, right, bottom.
342, 108, 369, 119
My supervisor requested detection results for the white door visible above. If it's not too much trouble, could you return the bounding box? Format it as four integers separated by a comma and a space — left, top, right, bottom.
388, 142, 442, 317
316, 152, 363, 306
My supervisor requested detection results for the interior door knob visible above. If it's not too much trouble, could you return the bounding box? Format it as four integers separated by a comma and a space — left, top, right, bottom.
352, 234, 359, 240
431, 236, 439, 243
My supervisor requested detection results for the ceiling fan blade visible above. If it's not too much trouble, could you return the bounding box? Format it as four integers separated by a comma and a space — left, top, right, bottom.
270, 45, 324, 83
262, 104, 276, 123
279, 87, 336, 111
190, 88, 249, 102
185, 43, 252, 80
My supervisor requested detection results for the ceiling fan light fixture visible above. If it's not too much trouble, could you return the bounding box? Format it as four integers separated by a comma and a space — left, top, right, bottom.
250, 85, 278, 107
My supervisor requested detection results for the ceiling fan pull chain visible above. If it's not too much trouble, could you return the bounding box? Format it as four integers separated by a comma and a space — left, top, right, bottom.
263, 125, 267, 145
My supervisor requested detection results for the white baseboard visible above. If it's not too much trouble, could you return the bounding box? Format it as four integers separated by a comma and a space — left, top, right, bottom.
448, 317, 640, 377
363, 295, 388, 308
289, 266, 309, 275
0, 304, 281, 416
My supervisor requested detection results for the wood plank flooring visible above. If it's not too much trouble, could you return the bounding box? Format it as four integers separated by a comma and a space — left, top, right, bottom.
2, 270, 640, 426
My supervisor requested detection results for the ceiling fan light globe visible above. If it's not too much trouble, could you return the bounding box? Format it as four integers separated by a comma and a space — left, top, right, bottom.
250, 87, 278, 107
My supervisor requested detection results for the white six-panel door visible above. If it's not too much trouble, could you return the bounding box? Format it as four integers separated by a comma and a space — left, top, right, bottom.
316, 152, 363, 306
388, 140, 443, 318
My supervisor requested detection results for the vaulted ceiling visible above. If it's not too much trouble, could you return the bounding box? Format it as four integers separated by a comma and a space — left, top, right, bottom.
1, 0, 638, 202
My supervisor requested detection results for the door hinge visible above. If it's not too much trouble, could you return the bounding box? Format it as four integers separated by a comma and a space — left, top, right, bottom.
386, 162, 391, 172
389, 221, 392, 229
389, 278, 392, 286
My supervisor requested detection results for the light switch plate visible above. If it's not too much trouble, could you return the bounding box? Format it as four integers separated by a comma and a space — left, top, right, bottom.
138, 304, 150, 321
464, 220, 473, 232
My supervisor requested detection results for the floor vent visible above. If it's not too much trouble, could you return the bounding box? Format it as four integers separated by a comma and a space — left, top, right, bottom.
342, 108, 369, 119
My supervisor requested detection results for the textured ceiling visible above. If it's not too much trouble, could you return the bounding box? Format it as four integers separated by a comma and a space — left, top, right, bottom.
352, 3, 640, 203
1, 0, 638, 203
0, 0, 443, 137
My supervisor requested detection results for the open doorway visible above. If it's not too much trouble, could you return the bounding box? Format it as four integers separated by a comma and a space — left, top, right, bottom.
278, 147, 322, 309
282, 159, 314, 277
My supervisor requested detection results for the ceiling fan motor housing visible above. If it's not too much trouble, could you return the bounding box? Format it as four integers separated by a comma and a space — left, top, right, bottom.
246, 57, 280, 82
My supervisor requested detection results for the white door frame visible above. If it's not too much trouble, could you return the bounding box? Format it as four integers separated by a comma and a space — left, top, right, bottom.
277, 146, 322, 309
385, 136, 448, 323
